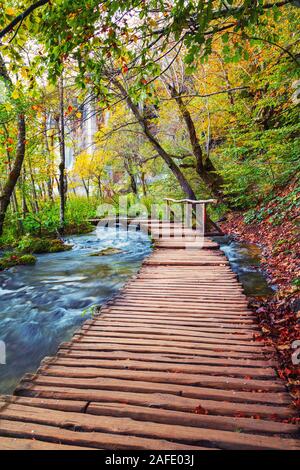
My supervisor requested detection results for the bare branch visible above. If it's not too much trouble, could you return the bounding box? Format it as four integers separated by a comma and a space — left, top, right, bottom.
164, 86, 249, 101
0, 0, 49, 41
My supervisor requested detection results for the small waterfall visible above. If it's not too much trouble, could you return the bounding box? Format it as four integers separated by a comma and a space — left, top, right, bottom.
65, 94, 98, 170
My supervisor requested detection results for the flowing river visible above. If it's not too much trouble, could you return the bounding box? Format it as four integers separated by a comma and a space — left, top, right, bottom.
0, 228, 274, 394
0, 227, 151, 394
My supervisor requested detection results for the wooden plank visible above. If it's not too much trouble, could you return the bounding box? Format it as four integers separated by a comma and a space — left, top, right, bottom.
15, 384, 296, 419
77, 329, 261, 346
59, 341, 266, 359
97, 316, 259, 332
0, 395, 87, 412
0, 418, 200, 450
72, 335, 267, 354
57, 349, 275, 368
0, 436, 92, 450
38, 365, 287, 396
84, 320, 257, 339
80, 324, 259, 340
44, 356, 277, 379
87, 402, 299, 436
0, 403, 298, 450
16, 377, 290, 410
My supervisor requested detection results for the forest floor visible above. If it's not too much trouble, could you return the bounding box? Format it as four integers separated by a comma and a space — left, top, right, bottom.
221, 180, 300, 418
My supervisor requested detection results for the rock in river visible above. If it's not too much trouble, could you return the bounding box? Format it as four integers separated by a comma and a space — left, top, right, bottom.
90, 247, 124, 256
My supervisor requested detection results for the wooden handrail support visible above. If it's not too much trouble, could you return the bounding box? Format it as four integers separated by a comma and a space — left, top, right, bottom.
163, 198, 217, 204
163, 198, 222, 235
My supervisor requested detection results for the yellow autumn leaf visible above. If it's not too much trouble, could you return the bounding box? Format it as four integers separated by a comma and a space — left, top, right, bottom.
76, 112, 82, 119
11, 89, 19, 99
4, 102, 13, 111
20, 68, 28, 79
5, 7, 16, 16
149, 19, 157, 27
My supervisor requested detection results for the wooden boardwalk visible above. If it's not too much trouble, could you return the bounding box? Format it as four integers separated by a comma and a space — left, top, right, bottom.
0, 221, 299, 450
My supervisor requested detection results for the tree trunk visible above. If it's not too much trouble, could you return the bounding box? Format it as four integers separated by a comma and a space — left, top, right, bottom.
168, 86, 225, 200
0, 114, 26, 236
12, 190, 23, 235
43, 113, 54, 201
27, 155, 39, 212
97, 177, 103, 199
82, 178, 90, 198
140, 171, 147, 196
113, 79, 196, 200
124, 158, 138, 195
58, 74, 66, 235
20, 167, 29, 217
0, 54, 26, 236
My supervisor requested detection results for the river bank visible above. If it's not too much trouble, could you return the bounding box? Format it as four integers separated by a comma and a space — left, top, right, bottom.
220, 184, 300, 416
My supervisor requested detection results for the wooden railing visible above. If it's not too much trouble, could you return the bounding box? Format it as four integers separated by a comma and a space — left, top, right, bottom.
163, 197, 222, 235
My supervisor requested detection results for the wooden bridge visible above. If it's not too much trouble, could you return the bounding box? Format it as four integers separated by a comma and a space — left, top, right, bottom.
0, 202, 299, 450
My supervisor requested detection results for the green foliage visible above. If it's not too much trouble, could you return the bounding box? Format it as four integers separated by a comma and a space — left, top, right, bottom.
0, 1, 299, 242
65, 197, 98, 232
217, 121, 300, 209
82, 304, 99, 318
292, 277, 300, 287
0, 196, 96, 247
243, 185, 300, 225
38, 0, 296, 88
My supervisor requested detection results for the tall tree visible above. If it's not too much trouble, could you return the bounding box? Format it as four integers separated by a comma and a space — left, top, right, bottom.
0, 54, 26, 236
58, 74, 66, 235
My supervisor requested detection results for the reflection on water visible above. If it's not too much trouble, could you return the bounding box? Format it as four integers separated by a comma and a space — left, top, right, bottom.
0, 227, 151, 394
214, 235, 275, 297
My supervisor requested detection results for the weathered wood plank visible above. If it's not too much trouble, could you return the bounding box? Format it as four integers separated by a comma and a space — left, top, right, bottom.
16, 380, 293, 416
38, 365, 287, 396
87, 402, 299, 437
57, 349, 275, 367
0, 418, 201, 450
0, 436, 92, 450
0, 403, 298, 450
44, 356, 277, 379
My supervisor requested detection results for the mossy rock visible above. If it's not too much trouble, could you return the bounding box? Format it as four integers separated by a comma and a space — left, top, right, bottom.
90, 247, 124, 257
64, 223, 94, 235
17, 236, 73, 254
19, 254, 37, 265
0, 253, 36, 271
48, 239, 73, 253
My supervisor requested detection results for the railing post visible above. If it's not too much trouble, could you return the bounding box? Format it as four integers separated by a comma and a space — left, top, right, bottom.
163, 197, 221, 236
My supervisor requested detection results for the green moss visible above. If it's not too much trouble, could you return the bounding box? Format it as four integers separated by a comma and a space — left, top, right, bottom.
19, 254, 37, 265
17, 235, 73, 254
47, 239, 73, 253
0, 253, 37, 271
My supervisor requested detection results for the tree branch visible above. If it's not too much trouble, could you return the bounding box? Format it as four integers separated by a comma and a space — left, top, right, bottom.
0, 0, 50, 41
164, 86, 249, 101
